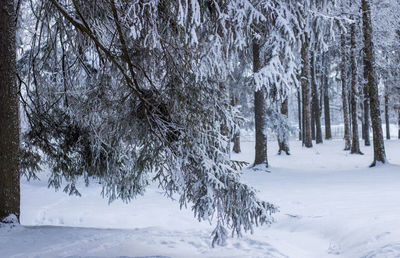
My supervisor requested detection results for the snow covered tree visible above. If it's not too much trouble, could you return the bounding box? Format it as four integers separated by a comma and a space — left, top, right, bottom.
0, 0, 20, 222
19, 0, 279, 245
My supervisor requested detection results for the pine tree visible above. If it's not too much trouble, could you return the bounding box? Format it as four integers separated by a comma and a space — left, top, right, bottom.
20, 0, 279, 245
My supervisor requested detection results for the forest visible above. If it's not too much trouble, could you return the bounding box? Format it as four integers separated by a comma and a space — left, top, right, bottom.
1, 0, 400, 257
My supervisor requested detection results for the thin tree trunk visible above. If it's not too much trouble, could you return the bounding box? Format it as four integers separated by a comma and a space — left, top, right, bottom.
231, 93, 241, 153
253, 40, 268, 166
278, 97, 290, 155
311, 52, 323, 144
0, 0, 20, 222
298, 90, 302, 141
385, 92, 390, 140
340, 29, 351, 150
311, 107, 316, 140
363, 81, 371, 146
350, 18, 362, 154
361, 0, 386, 166
361, 100, 366, 140
398, 108, 400, 139
323, 52, 332, 140
301, 35, 312, 148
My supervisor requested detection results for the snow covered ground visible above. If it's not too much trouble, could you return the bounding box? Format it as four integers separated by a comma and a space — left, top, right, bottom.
1, 137, 400, 258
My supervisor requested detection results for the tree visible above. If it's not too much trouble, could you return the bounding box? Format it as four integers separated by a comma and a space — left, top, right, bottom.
301, 34, 313, 148
361, 0, 386, 166
350, 10, 362, 154
19, 0, 279, 245
339, 23, 351, 151
311, 51, 323, 144
278, 97, 290, 155
322, 52, 332, 140
253, 40, 268, 166
0, 0, 20, 222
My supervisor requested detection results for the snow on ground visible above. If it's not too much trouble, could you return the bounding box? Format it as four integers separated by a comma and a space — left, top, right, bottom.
1, 137, 400, 258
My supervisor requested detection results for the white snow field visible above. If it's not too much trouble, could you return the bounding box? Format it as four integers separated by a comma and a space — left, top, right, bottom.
1, 138, 400, 258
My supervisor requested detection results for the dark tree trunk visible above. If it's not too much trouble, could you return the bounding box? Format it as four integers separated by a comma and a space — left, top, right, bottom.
340, 29, 351, 150
301, 35, 312, 148
362, 0, 386, 166
231, 93, 241, 153
0, 0, 20, 222
278, 97, 290, 155
361, 101, 366, 140
311, 107, 316, 140
253, 41, 268, 167
350, 19, 362, 154
311, 52, 323, 144
385, 93, 390, 140
323, 52, 332, 140
298, 90, 302, 141
363, 82, 371, 146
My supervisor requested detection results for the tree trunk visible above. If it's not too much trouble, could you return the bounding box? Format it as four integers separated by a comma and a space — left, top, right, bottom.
398, 108, 400, 139
385, 92, 390, 140
340, 29, 351, 150
0, 0, 20, 222
323, 52, 332, 140
361, 0, 386, 166
278, 97, 290, 155
301, 35, 312, 148
311, 107, 316, 140
311, 52, 323, 144
363, 81, 371, 146
298, 90, 302, 141
231, 92, 241, 153
350, 18, 362, 154
253, 41, 268, 166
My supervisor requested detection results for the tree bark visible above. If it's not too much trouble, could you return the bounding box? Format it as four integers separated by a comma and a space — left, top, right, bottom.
253, 40, 268, 166
301, 35, 312, 148
385, 92, 390, 140
278, 97, 290, 155
311, 52, 323, 144
0, 0, 20, 222
231, 93, 241, 153
298, 90, 302, 141
363, 80, 371, 146
340, 29, 351, 150
323, 52, 332, 140
350, 18, 362, 154
361, 0, 386, 166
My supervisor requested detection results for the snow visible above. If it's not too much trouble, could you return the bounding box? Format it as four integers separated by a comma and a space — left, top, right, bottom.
2, 137, 400, 257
